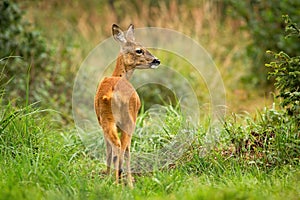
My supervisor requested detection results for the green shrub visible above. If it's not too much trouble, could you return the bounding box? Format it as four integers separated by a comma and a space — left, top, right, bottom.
200, 15, 300, 169
266, 15, 300, 118
0, 0, 51, 100
221, 13, 300, 165
0, 1, 74, 122
222, 106, 299, 167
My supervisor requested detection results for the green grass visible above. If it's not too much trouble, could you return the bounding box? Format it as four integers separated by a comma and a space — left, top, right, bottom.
1, 1, 299, 199
0, 101, 299, 200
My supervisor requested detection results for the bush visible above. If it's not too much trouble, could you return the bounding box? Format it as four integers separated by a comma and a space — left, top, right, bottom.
266, 15, 300, 118
217, 16, 300, 168
222, 106, 299, 167
0, 1, 74, 122
0, 0, 51, 100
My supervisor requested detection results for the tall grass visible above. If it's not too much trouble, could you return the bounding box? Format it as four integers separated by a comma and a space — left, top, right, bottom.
0, 69, 299, 199
22, 0, 267, 114
0, 101, 299, 199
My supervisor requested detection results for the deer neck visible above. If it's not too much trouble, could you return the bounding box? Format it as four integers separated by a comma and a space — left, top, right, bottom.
112, 54, 134, 80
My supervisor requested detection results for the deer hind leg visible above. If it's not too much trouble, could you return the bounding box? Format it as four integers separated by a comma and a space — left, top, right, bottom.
112, 147, 121, 184
102, 122, 121, 184
125, 145, 133, 188
120, 130, 133, 188
104, 138, 112, 174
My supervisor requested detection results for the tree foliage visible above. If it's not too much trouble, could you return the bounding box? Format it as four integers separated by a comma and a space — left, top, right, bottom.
0, 0, 51, 100
226, 0, 300, 85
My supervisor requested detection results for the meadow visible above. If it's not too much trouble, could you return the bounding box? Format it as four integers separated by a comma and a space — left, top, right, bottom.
0, 1, 299, 199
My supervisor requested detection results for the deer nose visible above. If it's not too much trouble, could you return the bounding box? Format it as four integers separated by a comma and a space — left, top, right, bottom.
152, 58, 160, 66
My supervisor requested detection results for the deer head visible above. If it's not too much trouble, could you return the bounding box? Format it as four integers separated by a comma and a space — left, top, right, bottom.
112, 24, 160, 76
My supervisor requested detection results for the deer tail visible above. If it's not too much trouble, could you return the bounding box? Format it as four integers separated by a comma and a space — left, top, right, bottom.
102, 91, 112, 102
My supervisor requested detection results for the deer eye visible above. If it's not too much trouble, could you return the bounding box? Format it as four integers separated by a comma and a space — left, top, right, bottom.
135, 48, 143, 54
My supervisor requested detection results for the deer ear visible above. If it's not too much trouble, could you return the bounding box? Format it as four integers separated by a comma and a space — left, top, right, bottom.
112, 24, 127, 45
126, 24, 135, 42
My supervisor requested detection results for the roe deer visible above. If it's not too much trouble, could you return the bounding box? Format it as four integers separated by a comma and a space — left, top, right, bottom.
94, 24, 160, 187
